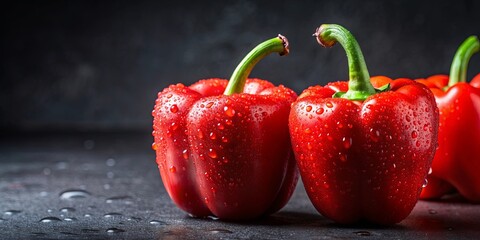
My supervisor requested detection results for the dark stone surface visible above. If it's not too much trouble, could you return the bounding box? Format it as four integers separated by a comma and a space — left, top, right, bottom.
0, 132, 479, 239
1, 0, 480, 131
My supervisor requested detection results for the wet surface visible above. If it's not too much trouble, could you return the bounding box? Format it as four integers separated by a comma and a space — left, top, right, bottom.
0, 132, 479, 239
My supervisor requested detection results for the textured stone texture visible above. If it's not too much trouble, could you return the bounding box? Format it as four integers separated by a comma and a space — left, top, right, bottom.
0, 132, 479, 239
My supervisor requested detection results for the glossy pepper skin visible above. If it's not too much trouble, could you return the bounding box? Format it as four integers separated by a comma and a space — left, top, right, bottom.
152, 35, 298, 220
289, 24, 439, 225
418, 36, 480, 202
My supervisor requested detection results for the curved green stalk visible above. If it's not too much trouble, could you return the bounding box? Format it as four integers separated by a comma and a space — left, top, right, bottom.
224, 35, 289, 95
448, 36, 479, 87
314, 24, 377, 101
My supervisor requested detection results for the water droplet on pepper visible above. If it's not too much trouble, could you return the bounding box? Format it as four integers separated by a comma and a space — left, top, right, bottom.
342, 137, 352, 149
422, 178, 428, 188
307, 142, 313, 150
369, 129, 380, 142
411, 131, 418, 138
170, 104, 179, 113
224, 106, 235, 117
209, 132, 216, 140
208, 149, 217, 159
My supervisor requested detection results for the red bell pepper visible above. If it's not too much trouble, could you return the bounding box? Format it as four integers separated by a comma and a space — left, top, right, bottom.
289, 24, 439, 224
418, 36, 480, 202
152, 35, 298, 220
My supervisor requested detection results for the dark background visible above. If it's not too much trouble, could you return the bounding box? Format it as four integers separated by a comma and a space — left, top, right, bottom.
2, 0, 479, 132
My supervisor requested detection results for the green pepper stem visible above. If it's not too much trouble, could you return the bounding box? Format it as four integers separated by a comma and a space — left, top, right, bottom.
314, 24, 375, 101
448, 36, 479, 87
223, 35, 289, 95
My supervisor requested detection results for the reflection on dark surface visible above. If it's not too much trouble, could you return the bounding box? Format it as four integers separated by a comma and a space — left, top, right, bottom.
0, 132, 479, 239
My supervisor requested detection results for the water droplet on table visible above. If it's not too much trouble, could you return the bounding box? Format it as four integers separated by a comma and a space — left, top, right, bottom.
4, 210, 21, 216
128, 216, 142, 221
354, 230, 371, 236
149, 220, 167, 225
60, 189, 91, 199
60, 207, 76, 213
106, 196, 133, 204
39, 217, 62, 223
64, 217, 78, 221
106, 228, 125, 233
207, 216, 219, 220
104, 213, 123, 218
106, 158, 116, 167
209, 229, 233, 234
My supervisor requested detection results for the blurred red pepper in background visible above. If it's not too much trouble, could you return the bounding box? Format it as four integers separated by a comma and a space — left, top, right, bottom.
152, 35, 298, 220
289, 24, 439, 224
417, 36, 480, 202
